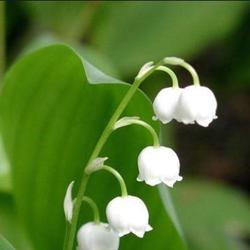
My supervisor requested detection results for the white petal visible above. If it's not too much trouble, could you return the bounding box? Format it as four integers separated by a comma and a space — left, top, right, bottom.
131, 228, 145, 238
64, 181, 74, 223
176, 176, 183, 181
131, 224, 153, 237
136, 175, 143, 182
118, 229, 130, 237
163, 175, 183, 188
145, 178, 161, 186
196, 118, 211, 127
146, 225, 153, 231
163, 179, 175, 188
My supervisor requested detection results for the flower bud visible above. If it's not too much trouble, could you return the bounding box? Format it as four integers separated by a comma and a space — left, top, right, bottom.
176, 85, 217, 127
106, 195, 152, 238
153, 87, 182, 123
64, 181, 74, 223
136, 61, 154, 79
77, 222, 119, 250
137, 146, 182, 187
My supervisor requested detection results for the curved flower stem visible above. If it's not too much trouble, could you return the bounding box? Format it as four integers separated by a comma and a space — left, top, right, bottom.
82, 196, 100, 224
164, 57, 200, 86
102, 165, 128, 197
63, 60, 164, 250
115, 118, 160, 147
131, 120, 160, 147
156, 66, 179, 88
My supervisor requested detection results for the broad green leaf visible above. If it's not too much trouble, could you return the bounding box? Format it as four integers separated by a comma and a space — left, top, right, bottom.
22, 34, 120, 78
172, 179, 250, 250
92, 2, 246, 76
0, 45, 186, 250
0, 136, 11, 192
0, 193, 33, 250
0, 235, 15, 250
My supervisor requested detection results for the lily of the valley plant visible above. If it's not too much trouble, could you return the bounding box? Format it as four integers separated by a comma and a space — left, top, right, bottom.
63, 57, 217, 250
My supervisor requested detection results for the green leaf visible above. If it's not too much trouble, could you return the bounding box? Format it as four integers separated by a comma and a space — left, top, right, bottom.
172, 179, 250, 250
0, 136, 12, 193
0, 235, 15, 250
22, 34, 120, 78
0, 45, 186, 250
92, 2, 246, 76
0, 194, 32, 250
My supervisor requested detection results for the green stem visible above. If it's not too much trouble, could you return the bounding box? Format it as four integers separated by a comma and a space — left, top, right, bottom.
64, 174, 89, 250
164, 57, 200, 86
63, 223, 70, 250
0, 1, 5, 80
102, 165, 128, 197
134, 120, 160, 147
116, 119, 160, 147
82, 196, 100, 224
156, 66, 179, 88
63, 59, 164, 250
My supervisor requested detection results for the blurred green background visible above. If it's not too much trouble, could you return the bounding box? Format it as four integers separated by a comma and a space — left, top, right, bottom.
0, 1, 250, 250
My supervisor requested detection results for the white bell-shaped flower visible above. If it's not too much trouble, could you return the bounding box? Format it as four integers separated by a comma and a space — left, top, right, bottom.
176, 85, 217, 127
137, 146, 182, 187
77, 222, 119, 250
153, 87, 183, 123
106, 195, 152, 238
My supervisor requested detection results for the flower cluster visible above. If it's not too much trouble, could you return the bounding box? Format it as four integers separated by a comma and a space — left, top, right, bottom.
63, 57, 217, 250
153, 85, 217, 127
153, 57, 217, 127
